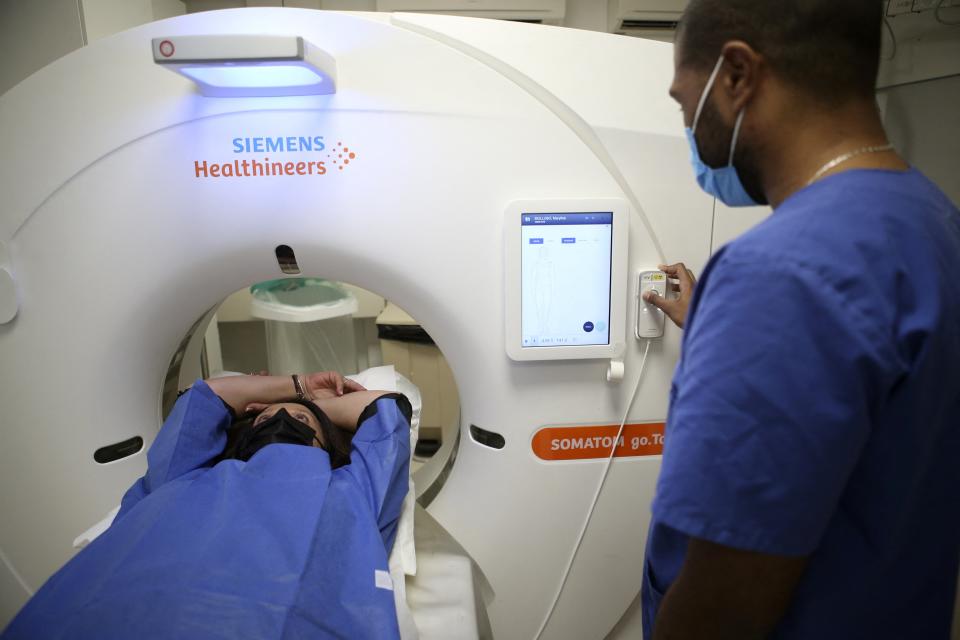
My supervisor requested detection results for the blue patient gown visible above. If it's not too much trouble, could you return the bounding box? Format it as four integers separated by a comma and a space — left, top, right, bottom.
4, 381, 411, 639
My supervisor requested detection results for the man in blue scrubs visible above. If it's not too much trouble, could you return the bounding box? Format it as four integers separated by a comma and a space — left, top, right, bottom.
641, 1, 960, 638
3, 373, 411, 639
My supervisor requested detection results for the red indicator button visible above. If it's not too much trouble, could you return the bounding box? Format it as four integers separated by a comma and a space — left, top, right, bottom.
159, 40, 175, 58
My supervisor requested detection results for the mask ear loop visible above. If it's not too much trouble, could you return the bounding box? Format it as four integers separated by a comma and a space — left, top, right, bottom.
728, 107, 746, 167
691, 55, 727, 134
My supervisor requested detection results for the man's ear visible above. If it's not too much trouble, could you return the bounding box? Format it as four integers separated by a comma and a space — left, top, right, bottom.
719, 40, 764, 115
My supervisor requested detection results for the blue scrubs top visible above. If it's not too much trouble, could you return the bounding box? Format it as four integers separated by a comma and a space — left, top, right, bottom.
4, 382, 411, 640
643, 169, 960, 639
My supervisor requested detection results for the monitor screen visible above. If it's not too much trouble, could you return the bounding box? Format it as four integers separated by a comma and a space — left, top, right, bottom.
520, 212, 613, 348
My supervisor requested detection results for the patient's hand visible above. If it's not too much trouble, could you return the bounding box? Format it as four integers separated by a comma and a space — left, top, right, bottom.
226, 371, 367, 414
313, 390, 393, 432
304, 371, 366, 400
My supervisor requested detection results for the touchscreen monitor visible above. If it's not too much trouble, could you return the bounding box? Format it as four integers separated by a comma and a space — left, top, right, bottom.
520, 212, 613, 348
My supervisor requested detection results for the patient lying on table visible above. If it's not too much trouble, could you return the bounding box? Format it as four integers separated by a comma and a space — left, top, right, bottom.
4, 371, 412, 640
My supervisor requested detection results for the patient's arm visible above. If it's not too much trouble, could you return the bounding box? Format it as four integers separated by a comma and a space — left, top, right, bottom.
303, 371, 366, 399
206, 371, 364, 415
205, 374, 298, 415
313, 390, 393, 432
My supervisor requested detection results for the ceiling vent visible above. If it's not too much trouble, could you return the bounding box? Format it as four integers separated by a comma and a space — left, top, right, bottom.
608, 0, 688, 39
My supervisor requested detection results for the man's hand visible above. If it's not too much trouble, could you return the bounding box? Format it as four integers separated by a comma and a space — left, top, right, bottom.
644, 262, 698, 329
303, 371, 366, 400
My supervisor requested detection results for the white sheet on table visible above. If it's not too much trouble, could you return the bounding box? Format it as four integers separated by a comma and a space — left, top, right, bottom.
406, 505, 495, 640
72, 506, 119, 550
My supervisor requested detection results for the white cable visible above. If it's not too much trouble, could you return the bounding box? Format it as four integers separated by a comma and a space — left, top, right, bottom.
935, 0, 960, 25
882, 16, 898, 61
533, 339, 654, 640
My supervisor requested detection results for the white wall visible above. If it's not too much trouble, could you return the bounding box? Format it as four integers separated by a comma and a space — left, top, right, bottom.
82, 0, 184, 42
182, 0, 609, 27
0, 0, 85, 96
881, 74, 960, 207
564, 0, 608, 32
0, 0, 184, 95
317, 0, 373, 9
311, 0, 609, 29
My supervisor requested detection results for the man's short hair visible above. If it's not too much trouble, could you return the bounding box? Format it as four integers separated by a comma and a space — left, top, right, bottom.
677, 0, 884, 103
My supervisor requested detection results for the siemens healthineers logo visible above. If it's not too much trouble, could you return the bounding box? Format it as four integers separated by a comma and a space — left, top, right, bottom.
193, 135, 358, 179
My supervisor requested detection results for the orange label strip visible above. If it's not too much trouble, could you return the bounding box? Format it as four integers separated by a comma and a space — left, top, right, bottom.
532, 423, 665, 461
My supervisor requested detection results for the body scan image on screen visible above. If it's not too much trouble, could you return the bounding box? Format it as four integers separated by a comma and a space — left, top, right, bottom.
521, 212, 613, 348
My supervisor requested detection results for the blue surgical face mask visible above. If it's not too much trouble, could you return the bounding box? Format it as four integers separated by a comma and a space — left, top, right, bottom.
686, 55, 759, 207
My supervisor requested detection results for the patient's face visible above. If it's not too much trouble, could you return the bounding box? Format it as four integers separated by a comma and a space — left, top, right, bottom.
253, 403, 324, 447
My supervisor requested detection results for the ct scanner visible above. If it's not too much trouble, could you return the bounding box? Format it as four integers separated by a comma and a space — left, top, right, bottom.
0, 8, 722, 638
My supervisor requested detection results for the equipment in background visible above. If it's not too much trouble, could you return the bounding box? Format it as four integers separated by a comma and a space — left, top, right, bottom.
377, 303, 459, 455
250, 278, 360, 375
0, 9, 712, 638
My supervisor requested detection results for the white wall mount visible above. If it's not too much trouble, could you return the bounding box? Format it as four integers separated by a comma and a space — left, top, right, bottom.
606, 358, 625, 382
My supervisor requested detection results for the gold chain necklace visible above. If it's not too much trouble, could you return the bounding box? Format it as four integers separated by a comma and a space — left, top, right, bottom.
806, 143, 895, 186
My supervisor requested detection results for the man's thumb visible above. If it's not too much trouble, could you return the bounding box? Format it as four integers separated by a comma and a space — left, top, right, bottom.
643, 291, 670, 311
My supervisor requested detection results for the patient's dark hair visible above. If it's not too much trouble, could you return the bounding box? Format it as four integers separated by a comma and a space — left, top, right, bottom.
221, 400, 354, 469
677, 0, 884, 105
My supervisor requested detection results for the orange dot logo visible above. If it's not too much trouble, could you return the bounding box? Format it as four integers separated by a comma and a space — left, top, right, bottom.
327, 141, 357, 173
